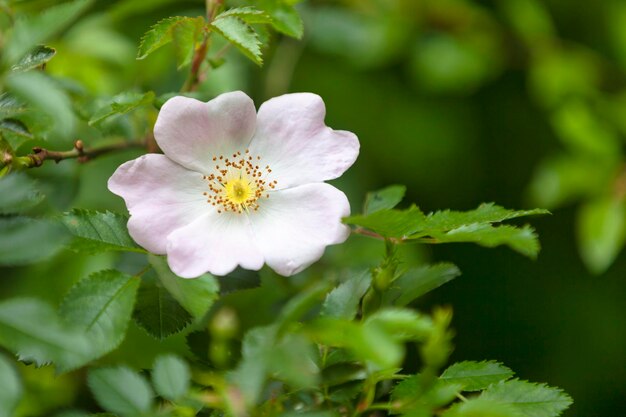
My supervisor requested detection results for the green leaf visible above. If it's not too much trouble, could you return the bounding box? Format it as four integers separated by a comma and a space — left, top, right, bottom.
210, 16, 263, 65
0, 118, 33, 139
0, 94, 26, 117
6, 71, 75, 139
11, 45, 56, 72
61, 209, 145, 254
171, 17, 204, 69
152, 354, 190, 401
440, 361, 514, 392
133, 272, 193, 340
382, 263, 461, 306
321, 271, 371, 319
59, 270, 140, 363
364, 185, 406, 215
217, 7, 273, 24
260, 1, 304, 39
137, 16, 203, 61
0, 355, 22, 417
0, 298, 92, 371
480, 380, 573, 417
89, 91, 155, 126
4, 0, 92, 65
577, 197, 626, 274
442, 397, 524, 417
344, 205, 426, 238
391, 374, 462, 414
0, 173, 44, 214
364, 309, 433, 342
149, 255, 219, 319
0, 217, 67, 266
88, 366, 154, 415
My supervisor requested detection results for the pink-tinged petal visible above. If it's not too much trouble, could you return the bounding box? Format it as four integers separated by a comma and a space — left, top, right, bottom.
166, 212, 264, 278
108, 154, 208, 254
249, 93, 359, 189
154, 92, 257, 173
251, 183, 351, 276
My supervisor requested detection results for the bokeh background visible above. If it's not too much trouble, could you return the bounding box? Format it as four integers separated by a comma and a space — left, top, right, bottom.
2, 0, 626, 415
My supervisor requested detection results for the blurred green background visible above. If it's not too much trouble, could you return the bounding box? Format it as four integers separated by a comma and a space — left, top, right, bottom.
2, 0, 626, 415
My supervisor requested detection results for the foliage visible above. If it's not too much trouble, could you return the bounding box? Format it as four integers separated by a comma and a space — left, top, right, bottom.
0, 0, 587, 416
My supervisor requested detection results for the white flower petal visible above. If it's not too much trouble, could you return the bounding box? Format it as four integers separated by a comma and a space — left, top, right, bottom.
251, 183, 351, 276
154, 92, 257, 173
108, 154, 208, 254
166, 212, 264, 278
249, 93, 359, 189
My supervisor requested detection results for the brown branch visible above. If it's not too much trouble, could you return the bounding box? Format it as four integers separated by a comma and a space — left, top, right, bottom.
24, 139, 144, 168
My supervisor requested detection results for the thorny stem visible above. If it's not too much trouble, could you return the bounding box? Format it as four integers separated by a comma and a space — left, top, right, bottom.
21, 139, 144, 168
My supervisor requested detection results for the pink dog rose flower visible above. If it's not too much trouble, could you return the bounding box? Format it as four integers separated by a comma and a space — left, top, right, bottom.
108, 91, 359, 277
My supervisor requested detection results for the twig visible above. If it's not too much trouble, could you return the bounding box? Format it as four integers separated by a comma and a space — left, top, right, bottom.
24, 139, 144, 168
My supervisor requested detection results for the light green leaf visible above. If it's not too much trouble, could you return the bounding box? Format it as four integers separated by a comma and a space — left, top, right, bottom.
0, 94, 26, 117
0, 355, 22, 417
0, 217, 67, 266
260, 1, 304, 39
59, 270, 140, 363
391, 374, 462, 413
364, 184, 406, 215
480, 380, 572, 417
0, 173, 44, 214
150, 255, 219, 319
344, 205, 426, 238
210, 16, 262, 65
0, 118, 33, 139
442, 397, 524, 417
88, 367, 154, 415
577, 197, 626, 274
4, 0, 92, 65
383, 263, 461, 306
137, 16, 204, 61
6, 71, 75, 139
11, 45, 56, 72
217, 6, 273, 24
133, 272, 193, 340
89, 91, 155, 126
440, 361, 514, 392
152, 354, 190, 401
0, 298, 92, 371
364, 309, 433, 342
321, 271, 371, 319
171, 17, 204, 69
61, 209, 145, 254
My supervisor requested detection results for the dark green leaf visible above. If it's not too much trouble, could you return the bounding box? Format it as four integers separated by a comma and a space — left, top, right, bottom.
0, 217, 67, 266
577, 197, 625, 274
0, 298, 92, 371
11, 45, 56, 72
150, 255, 219, 319
4, 0, 92, 65
61, 209, 144, 254
152, 354, 190, 401
321, 363, 367, 387
364, 185, 406, 215
89, 91, 155, 126
59, 270, 140, 363
440, 361, 514, 392
321, 271, 371, 319
0, 94, 26, 117
210, 16, 263, 65
391, 375, 462, 414
88, 367, 154, 415
480, 380, 572, 417
0, 118, 33, 139
0, 355, 22, 417
133, 272, 193, 340
383, 263, 461, 306
0, 173, 44, 214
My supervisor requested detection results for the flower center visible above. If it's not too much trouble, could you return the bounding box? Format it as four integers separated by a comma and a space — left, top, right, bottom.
202, 149, 278, 214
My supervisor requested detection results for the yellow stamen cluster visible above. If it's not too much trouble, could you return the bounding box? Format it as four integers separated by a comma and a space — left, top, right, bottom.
202, 149, 278, 214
